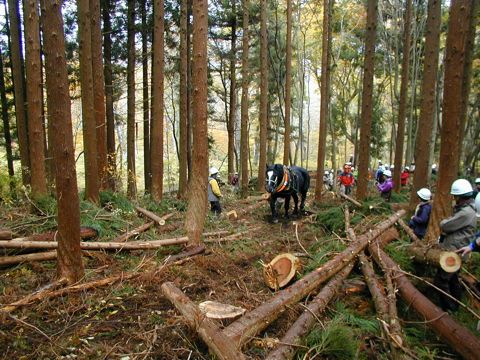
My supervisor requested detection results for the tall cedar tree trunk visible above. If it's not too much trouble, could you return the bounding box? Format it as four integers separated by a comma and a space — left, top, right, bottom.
24, 0, 47, 197
356, 0, 378, 200
41, 0, 84, 282
257, 0, 268, 191
0, 48, 14, 176
90, 0, 107, 189
283, 0, 292, 165
102, 0, 115, 190
78, 0, 99, 203
393, 0, 412, 192
187, 0, 193, 179
315, 0, 331, 201
184, 0, 208, 245
7, 0, 30, 185
409, 0, 441, 209
127, 0, 137, 199
228, 0, 237, 181
178, 0, 188, 198
240, 0, 249, 198
142, 0, 151, 193
457, 0, 478, 164
151, 0, 164, 201
426, 0, 474, 243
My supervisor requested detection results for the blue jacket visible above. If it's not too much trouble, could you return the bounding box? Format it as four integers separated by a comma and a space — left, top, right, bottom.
408, 201, 432, 238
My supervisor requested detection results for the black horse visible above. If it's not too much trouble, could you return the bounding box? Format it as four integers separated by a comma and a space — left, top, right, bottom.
265, 164, 310, 223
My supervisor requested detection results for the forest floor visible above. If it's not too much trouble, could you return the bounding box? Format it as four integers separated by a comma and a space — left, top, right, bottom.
0, 184, 479, 359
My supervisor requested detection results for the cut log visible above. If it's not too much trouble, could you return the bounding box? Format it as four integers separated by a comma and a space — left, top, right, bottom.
114, 222, 155, 242
135, 206, 173, 226
237, 201, 265, 217
163, 244, 206, 265
0, 237, 190, 250
226, 210, 238, 220
0, 229, 13, 240
339, 193, 362, 207
374, 227, 400, 248
408, 245, 462, 273
358, 252, 389, 320
369, 246, 480, 360
263, 253, 300, 290
222, 211, 405, 347
161, 282, 247, 360
203, 230, 231, 238
265, 263, 354, 360
0, 251, 58, 266
397, 218, 421, 243
199, 301, 246, 320
12, 226, 98, 242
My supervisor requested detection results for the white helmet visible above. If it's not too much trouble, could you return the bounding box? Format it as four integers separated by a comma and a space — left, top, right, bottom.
383, 169, 392, 177
417, 188, 431, 201
476, 193, 480, 217
450, 179, 473, 196
475, 178, 480, 184
209, 167, 219, 176
405, 166, 410, 171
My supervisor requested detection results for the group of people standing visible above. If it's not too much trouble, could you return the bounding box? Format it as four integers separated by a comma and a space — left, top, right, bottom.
408, 178, 480, 312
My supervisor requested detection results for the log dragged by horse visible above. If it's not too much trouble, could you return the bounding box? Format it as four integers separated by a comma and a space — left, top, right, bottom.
265, 164, 310, 223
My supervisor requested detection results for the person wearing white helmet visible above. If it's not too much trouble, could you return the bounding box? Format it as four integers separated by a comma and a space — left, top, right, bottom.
376, 169, 393, 201
408, 188, 432, 239
474, 178, 480, 197
208, 167, 222, 215
434, 179, 477, 311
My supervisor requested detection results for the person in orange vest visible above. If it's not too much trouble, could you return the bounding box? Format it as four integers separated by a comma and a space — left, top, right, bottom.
338, 163, 355, 195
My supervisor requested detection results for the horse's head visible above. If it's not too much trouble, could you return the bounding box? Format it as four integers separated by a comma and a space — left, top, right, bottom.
265, 164, 285, 193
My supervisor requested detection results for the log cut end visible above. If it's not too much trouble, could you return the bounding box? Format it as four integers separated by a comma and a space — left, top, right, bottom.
440, 252, 461, 273
199, 301, 246, 320
263, 253, 299, 290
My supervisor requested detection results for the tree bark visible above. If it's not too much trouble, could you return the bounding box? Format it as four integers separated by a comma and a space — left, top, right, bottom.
78, 0, 100, 203
222, 211, 405, 347
409, 0, 441, 208
283, 0, 292, 165
184, 0, 208, 246
162, 282, 247, 360
228, 0, 237, 181
369, 246, 480, 360
141, 0, 151, 193
257, 0, 268, 191
0, 48, 14, 177
0, 229, 12, 240
239, 0, 249, 198
41, 0, 84, 283
315, 0, 331, 202
150, 0, 165, 201
356, 0, 378, 200
178, 0, 188, 198
393, 0, 412, 193
12, 226, 98, 242
102, 0, 116, 191
127, 0, 137, 199
265, 263, 354, 360
7, 0, 30, 185
426, 0, 474, 243
24, 0, 47, 198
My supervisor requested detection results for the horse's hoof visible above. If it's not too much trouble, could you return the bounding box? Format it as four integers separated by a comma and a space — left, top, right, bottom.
272, 218, 279, 224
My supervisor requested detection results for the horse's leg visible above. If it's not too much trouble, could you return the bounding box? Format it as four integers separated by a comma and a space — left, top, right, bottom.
284, 195, 290, 218
292, 192, 299, 215
300, 190, 307, 211
270, 196, 278, 223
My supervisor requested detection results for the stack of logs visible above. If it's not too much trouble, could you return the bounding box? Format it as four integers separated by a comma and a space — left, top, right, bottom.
162, 209, 480, 360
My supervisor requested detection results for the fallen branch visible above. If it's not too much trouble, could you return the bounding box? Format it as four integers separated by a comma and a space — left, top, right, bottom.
203, 227, 261, 243
408, 245, 462, 273
265, 263, 354, 360
222, 211, 405, 348
0, 229, 12, 240
0, 251, 58, 266
161, 282, 247, 360
135, 206, 173, 226
113, 222, 155, 242
12, 226, 98, 242
369, 245, 480, 360
0, 237, 190, 250
237, 201, 266, 217
163, 244, 206, 265
396, 218, 421, 243
339, 193, 362, 207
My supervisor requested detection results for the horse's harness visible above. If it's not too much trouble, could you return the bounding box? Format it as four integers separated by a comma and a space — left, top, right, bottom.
268, 166, 297, 194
